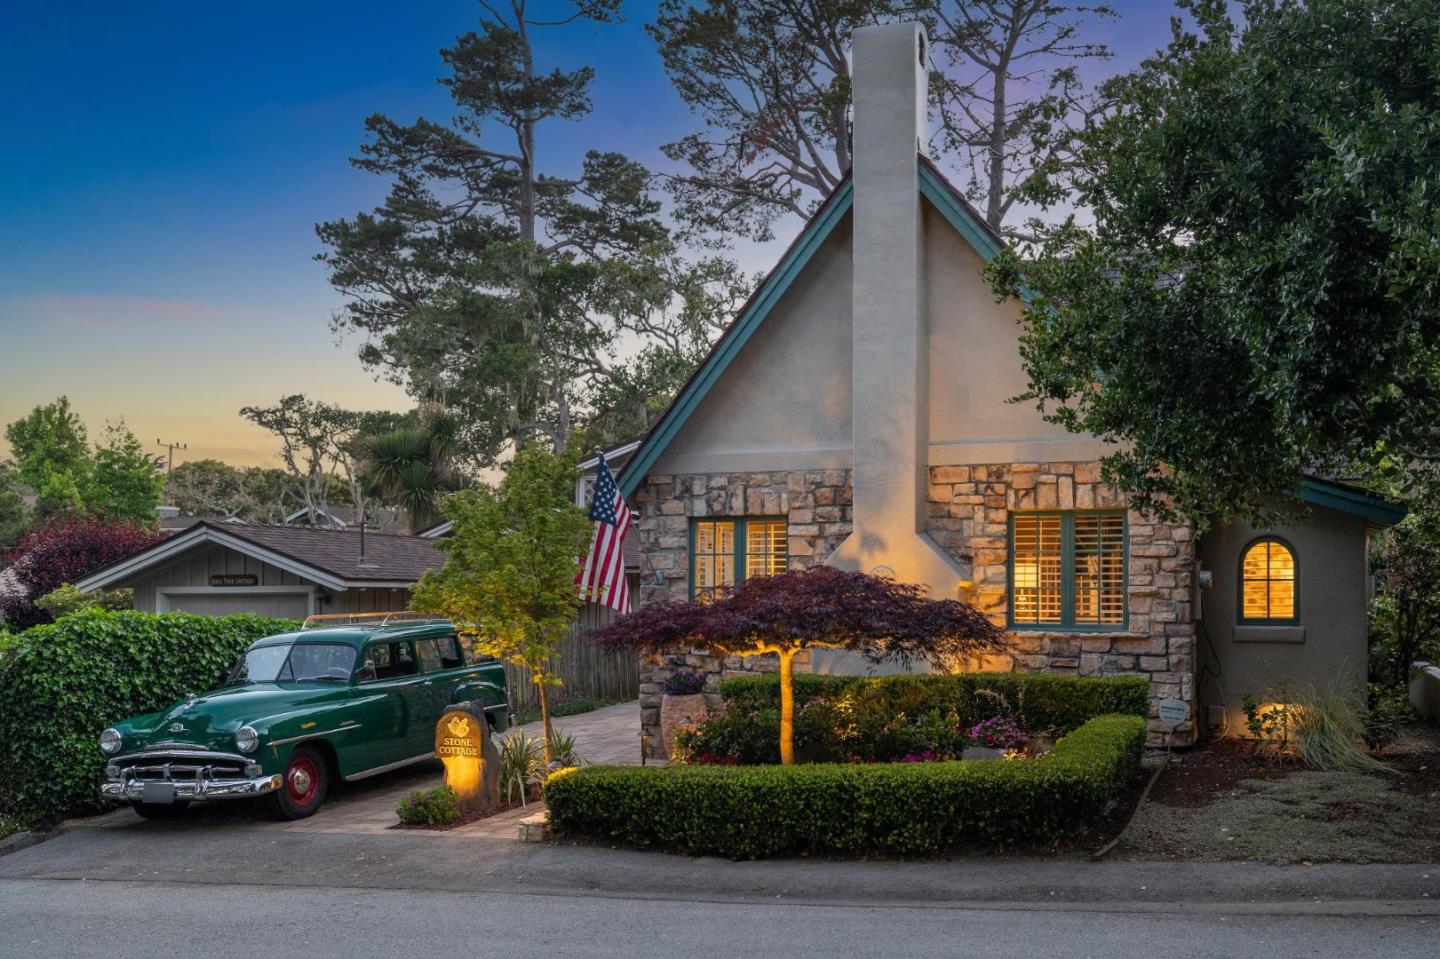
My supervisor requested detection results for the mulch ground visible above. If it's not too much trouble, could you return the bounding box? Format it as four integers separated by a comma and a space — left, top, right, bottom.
1119, 726, 1440, 863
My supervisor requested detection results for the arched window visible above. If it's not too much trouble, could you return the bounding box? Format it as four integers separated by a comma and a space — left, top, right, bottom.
1240, 538, 1298, 623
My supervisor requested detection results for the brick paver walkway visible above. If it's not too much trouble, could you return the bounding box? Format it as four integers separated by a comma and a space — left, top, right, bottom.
82, 700, 643, 839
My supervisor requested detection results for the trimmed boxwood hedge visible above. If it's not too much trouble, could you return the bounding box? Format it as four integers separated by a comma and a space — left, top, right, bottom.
546, 713, 1147, 858
0, 610, 299, 827
718, 671, 1150, 733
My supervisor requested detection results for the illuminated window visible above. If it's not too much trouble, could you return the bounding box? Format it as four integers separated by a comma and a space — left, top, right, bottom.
1010, 511, 1127, 630
691, 517, 787, 600
1240, 538, 1297, 623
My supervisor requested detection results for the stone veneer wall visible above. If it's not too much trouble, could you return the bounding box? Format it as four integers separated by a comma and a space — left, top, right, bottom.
631, 463, 1194, 757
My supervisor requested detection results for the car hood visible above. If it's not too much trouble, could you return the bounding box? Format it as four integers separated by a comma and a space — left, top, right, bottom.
117, 683, 345, 753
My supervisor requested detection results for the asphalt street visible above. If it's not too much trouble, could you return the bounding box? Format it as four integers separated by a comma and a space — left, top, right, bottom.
3, 824, 1438, 958
2, 876, 1436, 959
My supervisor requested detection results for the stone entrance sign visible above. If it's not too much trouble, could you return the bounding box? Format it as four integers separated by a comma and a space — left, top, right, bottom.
435, 708, 500, 812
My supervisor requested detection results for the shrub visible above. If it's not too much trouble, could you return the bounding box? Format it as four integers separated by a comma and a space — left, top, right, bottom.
547, 714, 1147, 858
1363, 683, 1412, 753
34, 583, 133, 619
500, 730, 546, 805
718, 672, 1149, 734
397, 786, 460, 826
0, 517, 162, 628
0, 609, 299, 827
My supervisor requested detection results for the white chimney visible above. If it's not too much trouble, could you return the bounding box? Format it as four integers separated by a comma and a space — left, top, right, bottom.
830, 21, 968, 597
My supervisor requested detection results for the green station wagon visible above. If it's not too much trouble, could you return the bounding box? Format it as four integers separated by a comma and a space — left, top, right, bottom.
98, 615, 510, 820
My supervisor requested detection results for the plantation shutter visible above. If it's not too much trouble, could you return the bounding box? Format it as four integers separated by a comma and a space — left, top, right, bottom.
1072, 513, 1126, 625
1012, 514, 1063, 625
744, 520, 788, 578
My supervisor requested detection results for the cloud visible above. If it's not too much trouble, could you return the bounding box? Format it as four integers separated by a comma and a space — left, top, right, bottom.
2, 293, 232, 331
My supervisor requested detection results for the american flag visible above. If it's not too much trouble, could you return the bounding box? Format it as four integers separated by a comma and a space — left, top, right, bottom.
576, 453, 631, 612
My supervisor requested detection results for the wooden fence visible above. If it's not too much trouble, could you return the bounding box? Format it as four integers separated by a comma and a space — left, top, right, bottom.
503, 595, 639, 713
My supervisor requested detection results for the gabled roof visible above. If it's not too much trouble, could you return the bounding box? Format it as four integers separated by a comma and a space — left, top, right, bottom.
616, 158, 1002, 497
75, 521, 443, 593
1299, 477, 1405, 526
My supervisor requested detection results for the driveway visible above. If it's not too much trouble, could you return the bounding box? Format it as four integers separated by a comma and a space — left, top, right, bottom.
72, 699, 643, 839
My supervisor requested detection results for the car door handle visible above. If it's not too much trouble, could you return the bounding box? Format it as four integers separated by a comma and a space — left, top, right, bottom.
420, 680, 432, 687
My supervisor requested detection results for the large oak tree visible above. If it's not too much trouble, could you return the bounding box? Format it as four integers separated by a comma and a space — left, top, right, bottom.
988, 0, 1440, 524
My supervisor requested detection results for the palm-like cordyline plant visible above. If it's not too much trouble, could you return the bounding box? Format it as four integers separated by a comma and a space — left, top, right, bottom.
590, 565, 1007, 764
362, 410, 464, 532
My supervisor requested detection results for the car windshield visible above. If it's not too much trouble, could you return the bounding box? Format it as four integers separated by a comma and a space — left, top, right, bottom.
226, 643, 357, 685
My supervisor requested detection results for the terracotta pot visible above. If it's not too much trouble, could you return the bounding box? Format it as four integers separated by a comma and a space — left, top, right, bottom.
660, 692, 709, 761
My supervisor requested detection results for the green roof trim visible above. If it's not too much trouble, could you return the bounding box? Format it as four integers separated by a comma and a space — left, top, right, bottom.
617, 179, 855, 497
1299, 478, 1406, 526
917, 161, 1003, 263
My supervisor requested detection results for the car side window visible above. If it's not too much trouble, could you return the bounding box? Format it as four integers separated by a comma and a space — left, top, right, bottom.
358, 641, 392, 682
414, 638, 443, 674
393, 640, 418, 676
436, 634, 463, 669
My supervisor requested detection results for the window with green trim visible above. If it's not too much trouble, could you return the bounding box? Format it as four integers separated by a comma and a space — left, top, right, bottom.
1009, 511, 1127, 630
690, 517, 787, 600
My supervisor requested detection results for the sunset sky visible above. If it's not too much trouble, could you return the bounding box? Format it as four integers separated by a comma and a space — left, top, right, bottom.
0, 1, 1177, 469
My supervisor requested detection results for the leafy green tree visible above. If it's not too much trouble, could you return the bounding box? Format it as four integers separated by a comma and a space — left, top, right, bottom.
988, 0, 1440, 523
411, 448, 593, 762
84, 422, 164, 525
166, 460, 300, 523
0, 465, 32, 549
5, 397, 89, 503
650, 0, 1116, 241
318, 0, 737, 465
240, 395, 370, 523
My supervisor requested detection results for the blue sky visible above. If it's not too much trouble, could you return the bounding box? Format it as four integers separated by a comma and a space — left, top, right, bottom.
0, 0, 1177, 466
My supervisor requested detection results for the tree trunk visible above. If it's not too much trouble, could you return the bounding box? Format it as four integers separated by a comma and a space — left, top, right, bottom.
778, 650, 796, 766
536, 678, 555, 765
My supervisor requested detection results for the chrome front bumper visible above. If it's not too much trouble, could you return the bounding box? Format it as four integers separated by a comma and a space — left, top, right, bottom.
100, 749, 282, 803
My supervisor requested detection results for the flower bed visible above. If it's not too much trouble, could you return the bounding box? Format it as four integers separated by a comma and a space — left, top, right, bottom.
545, 713, 1147, 858
676, 672, 1149, 765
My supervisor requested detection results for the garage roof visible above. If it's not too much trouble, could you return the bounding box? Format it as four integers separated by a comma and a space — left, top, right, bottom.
75, 521, 444, 594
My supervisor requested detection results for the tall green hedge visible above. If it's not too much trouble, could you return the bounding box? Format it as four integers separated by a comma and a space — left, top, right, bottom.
718, 672, 1150, 733
547, 713, 1147, 858
0, 610, 299, 827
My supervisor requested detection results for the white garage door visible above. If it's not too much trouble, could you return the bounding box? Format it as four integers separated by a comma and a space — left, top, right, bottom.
159, 591, 312, 619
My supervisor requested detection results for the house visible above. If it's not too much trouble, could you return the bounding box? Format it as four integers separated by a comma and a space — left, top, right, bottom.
73, 520, 442, 618
618, 22, 1402, 756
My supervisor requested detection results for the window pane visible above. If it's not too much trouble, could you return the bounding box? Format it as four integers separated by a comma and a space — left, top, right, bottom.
1241, 539, 1296, 621
1012, 515, 1063, 625
693, 521, 736, 600
1074, 513, 1125, 625
745, 520, 788, 578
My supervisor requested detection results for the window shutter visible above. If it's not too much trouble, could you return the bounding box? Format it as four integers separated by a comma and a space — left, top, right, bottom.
1073, 513, 1126, 625
1012, 514, 1063, 625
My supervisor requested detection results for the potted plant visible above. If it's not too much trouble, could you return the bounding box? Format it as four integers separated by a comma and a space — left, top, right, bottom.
659, 669, 709, 760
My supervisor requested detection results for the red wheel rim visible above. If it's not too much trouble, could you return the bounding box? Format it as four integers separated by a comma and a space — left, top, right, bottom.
285, 755, 320, 805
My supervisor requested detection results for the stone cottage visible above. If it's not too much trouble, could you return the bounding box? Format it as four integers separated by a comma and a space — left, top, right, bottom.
616, 22, 1402, 756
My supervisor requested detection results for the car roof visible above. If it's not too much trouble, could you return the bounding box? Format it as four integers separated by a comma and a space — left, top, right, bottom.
248, 621, 458, 651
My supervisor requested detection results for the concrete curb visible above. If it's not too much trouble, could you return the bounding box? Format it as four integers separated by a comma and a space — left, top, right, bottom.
0, 827, 59, 859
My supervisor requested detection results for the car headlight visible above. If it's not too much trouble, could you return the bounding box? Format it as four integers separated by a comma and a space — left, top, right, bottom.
234, 725, 259, 754
99, 728, 122, 755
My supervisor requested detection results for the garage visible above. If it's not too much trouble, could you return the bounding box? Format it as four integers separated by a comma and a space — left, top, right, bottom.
74, 521, 443, 620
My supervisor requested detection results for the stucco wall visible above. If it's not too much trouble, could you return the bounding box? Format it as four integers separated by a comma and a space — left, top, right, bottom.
922, 203, 1109, 465
652, 218, 854, 476
1197, 508, 1371, 735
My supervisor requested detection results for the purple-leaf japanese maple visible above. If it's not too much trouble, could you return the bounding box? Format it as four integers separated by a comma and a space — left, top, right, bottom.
590, 565, 1005, 764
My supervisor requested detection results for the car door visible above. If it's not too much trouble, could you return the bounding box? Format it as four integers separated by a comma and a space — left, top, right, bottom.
349, 639, 430, 771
